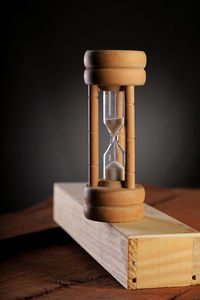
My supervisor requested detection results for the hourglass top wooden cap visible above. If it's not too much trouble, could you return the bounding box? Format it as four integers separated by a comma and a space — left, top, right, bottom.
84, 50, 147, 87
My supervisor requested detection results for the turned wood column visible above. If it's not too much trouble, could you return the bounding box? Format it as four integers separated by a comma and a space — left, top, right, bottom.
88, 85, 99, 187
125, 86, 135, 189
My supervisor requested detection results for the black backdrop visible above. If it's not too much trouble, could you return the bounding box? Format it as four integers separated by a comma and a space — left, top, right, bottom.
2, 1, 200, 212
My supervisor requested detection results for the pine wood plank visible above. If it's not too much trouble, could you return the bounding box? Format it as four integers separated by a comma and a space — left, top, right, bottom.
0, 185, 200, 299
53, 183, 200, 289
54, 183, 128, 288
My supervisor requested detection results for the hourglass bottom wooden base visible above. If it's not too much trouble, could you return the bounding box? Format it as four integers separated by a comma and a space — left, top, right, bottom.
83, 180, 145, 223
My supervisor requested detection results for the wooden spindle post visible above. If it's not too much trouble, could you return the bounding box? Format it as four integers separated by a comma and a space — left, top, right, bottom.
125, 86, 135, 189
89, 85, 99, 187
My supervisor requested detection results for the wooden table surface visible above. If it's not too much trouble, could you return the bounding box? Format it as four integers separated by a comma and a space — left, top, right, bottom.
0, 184, 200, 300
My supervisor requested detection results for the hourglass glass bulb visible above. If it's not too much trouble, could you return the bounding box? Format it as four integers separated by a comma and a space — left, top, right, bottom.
106, 118, 124, 136
104, 143, 125, 181
103, 91, 125, 181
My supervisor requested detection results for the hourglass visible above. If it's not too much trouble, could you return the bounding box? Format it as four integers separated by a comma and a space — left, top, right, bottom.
83, 50, 147, 223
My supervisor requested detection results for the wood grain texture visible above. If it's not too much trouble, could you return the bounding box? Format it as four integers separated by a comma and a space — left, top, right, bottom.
84, 50, 147, 69
84, 183, 145, 206
88, 85, 99, 187
125, 86, 135, 189
0, 198, 57, 240
54, 183, 128, 288
128, 238, 138, 289
84, 68, 146, 87
130, 237, 193, 289
192, 237, 200, 284
84, 50, 146, 87
83, 182, 145, 223
54, 183, 200, 290
0, 184, 200, 299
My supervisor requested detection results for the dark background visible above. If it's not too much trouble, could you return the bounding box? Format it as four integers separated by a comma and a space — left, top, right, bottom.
2, 1, 200, 213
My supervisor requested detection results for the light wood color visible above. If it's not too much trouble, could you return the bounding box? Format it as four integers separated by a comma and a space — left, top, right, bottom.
84, 50, 146, 222
84, 183, 144, 206
84, 68, 146, 87
83, 180, 145, 222
128, 237, 195, 289
125, 86, 135, 189
89, 85, 99, 187
84, 202, 144, 223
116, 91, 125, 166
84, 184, 145, 206
192, 237, 200, 283
84, 50, 147, 69
54, 183, 200, 290
84, 50, 146, 88
83, 183, 145, 223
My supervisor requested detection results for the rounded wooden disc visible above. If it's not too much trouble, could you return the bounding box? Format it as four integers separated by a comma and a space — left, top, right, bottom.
83, 203, 144, 223
84, 50, 147, 69
84, 50, 147, 87
84, 182, 145, 222
98, 179, 125, 188
84, 68, 146, 86
84, 183, 145, 206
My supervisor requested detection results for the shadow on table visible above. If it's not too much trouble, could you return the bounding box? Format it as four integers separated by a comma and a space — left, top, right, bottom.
0, 227, 72, 259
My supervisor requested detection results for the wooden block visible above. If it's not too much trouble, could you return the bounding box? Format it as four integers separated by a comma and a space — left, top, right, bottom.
53, 183, 200, 289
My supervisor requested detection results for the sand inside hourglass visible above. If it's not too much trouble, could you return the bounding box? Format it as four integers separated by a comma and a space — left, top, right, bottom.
105, 161, 124, 181
105, 118, 124, 135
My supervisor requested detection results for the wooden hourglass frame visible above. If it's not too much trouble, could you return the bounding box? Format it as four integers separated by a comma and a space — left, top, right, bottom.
54, 50, 200, 289
83, 50, 147, 223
